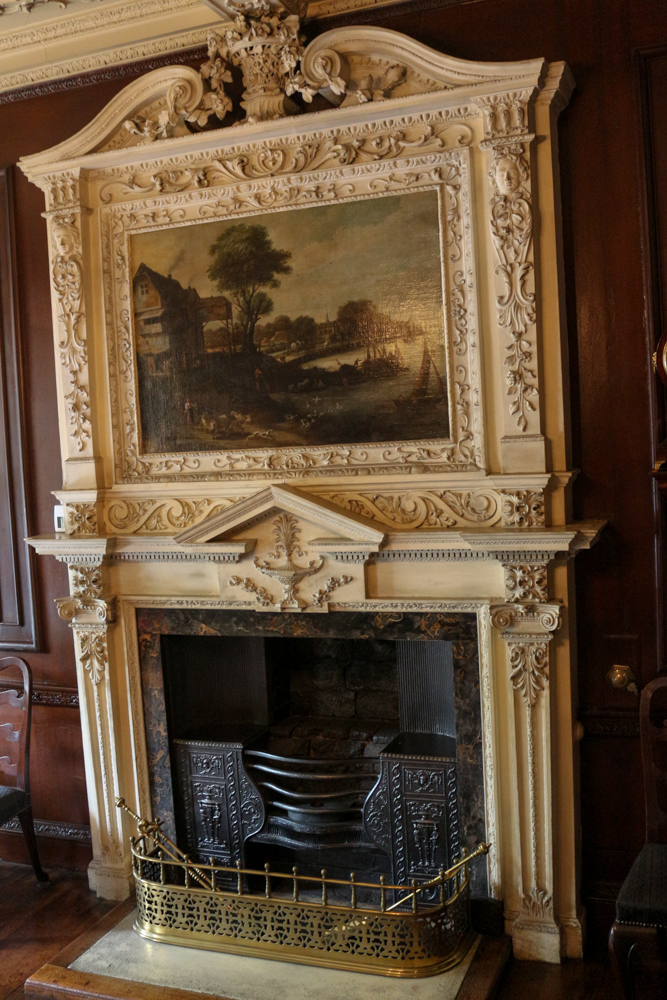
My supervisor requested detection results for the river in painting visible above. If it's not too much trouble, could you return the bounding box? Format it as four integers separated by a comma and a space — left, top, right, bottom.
129, 189, 450, 453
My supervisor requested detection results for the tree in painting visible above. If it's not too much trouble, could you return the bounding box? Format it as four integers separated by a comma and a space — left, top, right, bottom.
207, 224, 292, 353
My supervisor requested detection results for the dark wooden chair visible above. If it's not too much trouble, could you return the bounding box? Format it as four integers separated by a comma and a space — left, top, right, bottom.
609, 675, 667, 998
0, 656, 49, 883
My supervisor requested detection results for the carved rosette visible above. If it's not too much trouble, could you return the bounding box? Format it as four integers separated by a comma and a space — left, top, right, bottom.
56, 560, 115, 626
500, 490, 545, 527
56, 559, 116, 672
503, 557, 549, 603
65, 502, 98, 535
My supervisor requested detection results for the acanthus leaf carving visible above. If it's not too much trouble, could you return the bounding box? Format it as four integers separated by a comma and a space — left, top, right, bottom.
105, 497, 242, 533
521, 886, 553, 920
76, 625, 109, 686
325, 489, 501, 529
50, 213, 91, 452
486, 140, 538, 433
98, 120, 467, 203
508, 639, 549, 708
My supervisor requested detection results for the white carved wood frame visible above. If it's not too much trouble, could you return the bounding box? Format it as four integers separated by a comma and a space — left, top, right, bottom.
98, 110, 485, 483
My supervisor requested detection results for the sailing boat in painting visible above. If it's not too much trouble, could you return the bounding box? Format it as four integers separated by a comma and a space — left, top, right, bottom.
396, 339, 447, 411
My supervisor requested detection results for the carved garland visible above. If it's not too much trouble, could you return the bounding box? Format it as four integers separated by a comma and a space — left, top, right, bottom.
50, 209, 91, 453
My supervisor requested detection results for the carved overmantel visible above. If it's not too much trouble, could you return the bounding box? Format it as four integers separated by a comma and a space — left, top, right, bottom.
21, 14, 598, 964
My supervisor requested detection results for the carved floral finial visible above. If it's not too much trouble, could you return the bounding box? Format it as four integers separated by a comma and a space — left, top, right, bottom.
124, 0, 345, 138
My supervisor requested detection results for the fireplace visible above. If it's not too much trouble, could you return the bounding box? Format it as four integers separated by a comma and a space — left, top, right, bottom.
138, 610, 487, 901
20, 20, 602, 965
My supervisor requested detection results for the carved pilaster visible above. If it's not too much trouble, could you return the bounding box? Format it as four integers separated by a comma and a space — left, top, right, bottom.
490, 600, 560, 958
55, 557, 130, 899
477, 90, 544, 472
43, 169, 99, 488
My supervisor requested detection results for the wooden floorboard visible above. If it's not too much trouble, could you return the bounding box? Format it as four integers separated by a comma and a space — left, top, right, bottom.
0, 859, 650, 1000
0, 861, 115, 1000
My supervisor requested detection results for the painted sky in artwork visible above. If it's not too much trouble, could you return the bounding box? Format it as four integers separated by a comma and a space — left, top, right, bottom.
129, 190, 445, 329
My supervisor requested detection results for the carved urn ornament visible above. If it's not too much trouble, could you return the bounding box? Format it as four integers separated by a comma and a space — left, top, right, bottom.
125, 0, 344, 131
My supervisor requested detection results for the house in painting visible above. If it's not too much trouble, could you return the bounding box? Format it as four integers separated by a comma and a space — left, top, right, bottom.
132, 263, 210, 373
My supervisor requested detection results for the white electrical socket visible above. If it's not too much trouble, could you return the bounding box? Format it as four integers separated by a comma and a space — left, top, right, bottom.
54, 504, 65, 533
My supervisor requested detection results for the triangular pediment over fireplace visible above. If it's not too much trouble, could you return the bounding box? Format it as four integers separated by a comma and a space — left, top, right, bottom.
175, 483, 386, 559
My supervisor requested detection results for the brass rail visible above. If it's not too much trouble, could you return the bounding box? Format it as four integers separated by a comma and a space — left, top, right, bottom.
118, 798, 491, 977
118, 794, 490, 915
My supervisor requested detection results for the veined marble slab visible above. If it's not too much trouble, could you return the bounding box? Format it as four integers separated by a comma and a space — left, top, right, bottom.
70, 911, 480, 1000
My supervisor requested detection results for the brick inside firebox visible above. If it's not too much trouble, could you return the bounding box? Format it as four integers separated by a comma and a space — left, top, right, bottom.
264, 637, 400, 759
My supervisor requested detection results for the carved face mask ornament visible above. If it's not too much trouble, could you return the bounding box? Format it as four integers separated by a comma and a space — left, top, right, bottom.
494, 155, 522, 197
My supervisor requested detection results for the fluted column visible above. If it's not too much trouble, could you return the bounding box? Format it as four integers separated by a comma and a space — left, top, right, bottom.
491, 553, 561, 961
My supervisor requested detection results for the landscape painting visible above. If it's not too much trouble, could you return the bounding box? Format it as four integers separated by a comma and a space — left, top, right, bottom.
129, 190, 450, 454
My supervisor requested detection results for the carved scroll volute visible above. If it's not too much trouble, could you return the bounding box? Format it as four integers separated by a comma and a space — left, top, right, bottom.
478, 91, 545, 474
43, 168, 100, 489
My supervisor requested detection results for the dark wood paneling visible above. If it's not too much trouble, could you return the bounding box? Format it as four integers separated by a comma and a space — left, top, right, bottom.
0, 169, 37, 649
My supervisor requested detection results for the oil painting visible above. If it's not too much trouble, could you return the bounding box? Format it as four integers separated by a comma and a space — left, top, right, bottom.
129, 190, 450, 454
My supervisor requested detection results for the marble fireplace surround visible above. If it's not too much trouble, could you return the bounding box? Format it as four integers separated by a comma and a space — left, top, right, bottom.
18, 17, 606, 964
136, 606, 488, 896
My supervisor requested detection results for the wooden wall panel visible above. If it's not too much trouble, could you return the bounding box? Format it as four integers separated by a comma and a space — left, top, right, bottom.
0, 168, 38, 648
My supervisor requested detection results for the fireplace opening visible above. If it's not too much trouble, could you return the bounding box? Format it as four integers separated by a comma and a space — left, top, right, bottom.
162, 632, 461, 894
